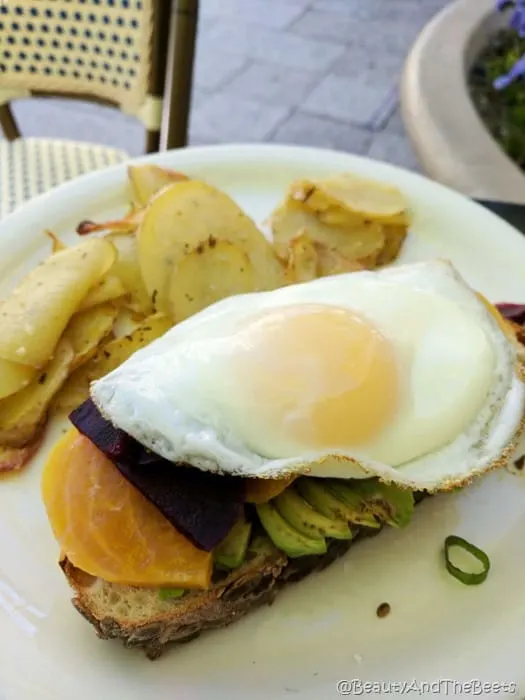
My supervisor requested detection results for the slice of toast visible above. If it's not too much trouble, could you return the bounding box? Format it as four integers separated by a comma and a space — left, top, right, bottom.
59, 523, 387, 660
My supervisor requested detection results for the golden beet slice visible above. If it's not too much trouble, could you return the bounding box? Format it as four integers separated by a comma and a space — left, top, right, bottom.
244, 476, 295, 503
41, 429, 212, 588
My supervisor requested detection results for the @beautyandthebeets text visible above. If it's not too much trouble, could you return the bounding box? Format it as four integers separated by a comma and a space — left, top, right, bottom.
336, 679, 518, 696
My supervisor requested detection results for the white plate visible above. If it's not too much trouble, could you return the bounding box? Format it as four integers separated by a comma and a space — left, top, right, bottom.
1, 144, 525, 700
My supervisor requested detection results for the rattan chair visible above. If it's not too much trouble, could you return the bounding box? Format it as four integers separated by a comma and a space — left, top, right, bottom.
0, 0, 199, 218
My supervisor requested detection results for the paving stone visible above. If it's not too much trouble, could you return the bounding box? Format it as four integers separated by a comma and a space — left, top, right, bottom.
200, 0, 307, 30
294, 9, 423, 55
302, 73, 392, 128
190, 89, 211, 111
290, 10, 365, 44
312, 0, 451, 21
384, 108, 408, 136
271, 111, 373, 154
203, 21, 346, 72
190, 93, 291, 143
368, 87, 399, 131
225, 62, 319, 107
194, 47, 249, 92
330, 50, 406, 94
367, 131, 421, 172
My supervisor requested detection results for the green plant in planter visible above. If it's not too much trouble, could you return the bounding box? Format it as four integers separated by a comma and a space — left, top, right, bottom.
468, 2, 525, 168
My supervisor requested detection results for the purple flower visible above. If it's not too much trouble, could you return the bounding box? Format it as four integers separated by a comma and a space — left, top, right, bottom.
509, 6, 525, 35
493, 54, 525, 89
496, 0, 514, 10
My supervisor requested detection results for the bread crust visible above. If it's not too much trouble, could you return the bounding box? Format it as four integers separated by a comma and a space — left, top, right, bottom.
60, 525, 384, 659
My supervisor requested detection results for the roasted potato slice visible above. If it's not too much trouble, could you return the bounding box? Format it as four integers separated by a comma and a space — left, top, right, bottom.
76, 207, 144, 236
168, 239, 256, 322
284, 232, 318, 284
314, 242, 364, 277
0, 359, 37, 400
78, 274, 126, 311
105, 232, 153, 314
63, 304, 119, 371
128, 164, 188, 208
0, 238, 115, 368
270, 199, 385, 267
290, 173, 410, 226
45, 229, 67, 253
283, 233, 364, 284
376, 224, 409, 266
0, 338, 75, 448
138, 180, 286, 315
51, 313, 173, 414
0, 431, 45, 474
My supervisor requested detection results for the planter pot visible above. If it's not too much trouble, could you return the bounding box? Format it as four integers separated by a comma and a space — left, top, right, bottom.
401, 0, 525, 203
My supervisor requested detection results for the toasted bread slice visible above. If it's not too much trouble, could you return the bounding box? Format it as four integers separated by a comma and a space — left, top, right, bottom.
59, 525, 386, 659
56, 322, 525, 659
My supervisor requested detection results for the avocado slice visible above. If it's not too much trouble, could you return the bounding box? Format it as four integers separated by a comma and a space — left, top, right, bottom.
325, 480, 381, 528
296, 478, 378, 528
273, 488, 352, 540
214, 519, 252, 569
351, 479, 415, 528
255, 502, 327, 558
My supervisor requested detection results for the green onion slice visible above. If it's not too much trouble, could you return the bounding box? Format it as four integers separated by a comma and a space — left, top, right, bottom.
443, 535, 490, 585
158, 587, 186, 601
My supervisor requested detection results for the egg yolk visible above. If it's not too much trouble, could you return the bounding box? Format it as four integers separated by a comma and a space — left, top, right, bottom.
230, 304, 399, 454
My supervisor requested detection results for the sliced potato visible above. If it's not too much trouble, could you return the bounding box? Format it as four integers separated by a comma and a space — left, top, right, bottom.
376, 224, 409, 266
270, 199, 385, 267
138, 180, 286, 315
0, 432, 44, 474
282, 233, 364, 284
128, 164, 189, 208
76, 207, 144, 236
63, 304, 119, 371
284, 232, 318, 284
314, 242, 364, 277
168, 239, 256, 322
45, 229, 67, 253
0, 358, 37, 400
105, 232, 153, 314
78, 274, 126, 311
51, 313, 173, 414
290, 174, 410, 226
0, 238, 116, 368
0, 338, 75, 447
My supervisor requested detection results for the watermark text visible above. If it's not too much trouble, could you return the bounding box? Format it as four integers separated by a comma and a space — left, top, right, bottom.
336, 679, 518, 696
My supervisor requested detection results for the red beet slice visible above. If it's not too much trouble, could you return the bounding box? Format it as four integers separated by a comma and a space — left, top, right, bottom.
495, 303, 525, 325
69, 399, 245, 551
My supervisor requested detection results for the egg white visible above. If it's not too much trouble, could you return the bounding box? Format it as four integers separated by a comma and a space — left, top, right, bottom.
90, 260, 525, 492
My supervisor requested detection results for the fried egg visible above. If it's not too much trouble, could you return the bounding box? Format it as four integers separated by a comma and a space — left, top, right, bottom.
90, 260, 525, 492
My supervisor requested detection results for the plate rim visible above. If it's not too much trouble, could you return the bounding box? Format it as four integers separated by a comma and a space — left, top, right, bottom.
1, 142, 523, 245
2, 142, 525, 700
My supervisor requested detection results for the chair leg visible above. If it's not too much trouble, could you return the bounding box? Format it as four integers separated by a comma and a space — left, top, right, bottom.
0, 104, 21, 141
146, 130, 161, 153
159, 0, 199, 150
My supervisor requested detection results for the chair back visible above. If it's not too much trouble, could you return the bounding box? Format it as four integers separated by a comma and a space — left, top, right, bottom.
0, 0, 198, 151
